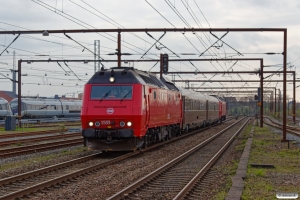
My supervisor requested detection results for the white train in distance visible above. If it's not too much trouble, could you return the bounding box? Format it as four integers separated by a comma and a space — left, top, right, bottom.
0, 98, 12, 120
10, 98, 82, 119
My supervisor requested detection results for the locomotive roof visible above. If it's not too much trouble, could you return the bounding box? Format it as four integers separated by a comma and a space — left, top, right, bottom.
87, 67, 179, 91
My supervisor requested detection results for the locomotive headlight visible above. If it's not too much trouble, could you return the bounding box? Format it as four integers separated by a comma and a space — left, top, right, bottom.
120, 121, 125, 127
88, 122, 94, 127
109, 77, 115, 83
127, 121, 132, 127
95, 121, 100, 127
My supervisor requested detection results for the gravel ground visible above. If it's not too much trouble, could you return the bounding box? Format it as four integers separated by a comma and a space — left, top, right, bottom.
24, 120, 241, 200
0, 145, 98, 179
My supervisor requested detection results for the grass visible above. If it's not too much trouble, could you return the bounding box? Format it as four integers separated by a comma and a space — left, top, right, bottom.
0, 146, 87, 172
241, 125, 300, 199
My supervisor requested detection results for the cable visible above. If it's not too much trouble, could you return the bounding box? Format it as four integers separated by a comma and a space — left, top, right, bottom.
64, 61, 81, 80
0, 34, 20, 56
32, 0, 151, 56
75, 0, 156, 49
0, 22, 116, 51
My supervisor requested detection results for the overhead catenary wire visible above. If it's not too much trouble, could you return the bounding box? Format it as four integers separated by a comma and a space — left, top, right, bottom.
64, 61, 81, 80
0, 34, 20, 56
32, 0, 155, 58
73, 0, 159, 52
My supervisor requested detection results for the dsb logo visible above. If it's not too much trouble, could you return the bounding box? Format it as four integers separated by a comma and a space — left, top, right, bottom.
106, 108, 114, 114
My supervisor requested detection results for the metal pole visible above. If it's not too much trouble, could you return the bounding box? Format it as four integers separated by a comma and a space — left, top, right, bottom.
293, 71, 296, 124
283, 30, 287, 142
13, 51, 16, 94
278, 89, 281, 119
118, 32, 121, 67
98, 40, 100, 71
275, 88, 277, 115
18, 60, 21, 127
260, 59, 263, 127
94, 40, 96, 73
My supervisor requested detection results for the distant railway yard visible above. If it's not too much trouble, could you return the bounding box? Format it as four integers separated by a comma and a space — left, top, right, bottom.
0, 116, 299, 199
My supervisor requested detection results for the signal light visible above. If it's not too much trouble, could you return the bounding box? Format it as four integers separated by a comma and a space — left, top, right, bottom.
254, 95, 258, 100
162, 54, 168, 73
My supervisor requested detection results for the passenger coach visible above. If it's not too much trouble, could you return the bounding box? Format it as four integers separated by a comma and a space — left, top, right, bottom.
0, 98, 12, 119
10, 98, 81, 118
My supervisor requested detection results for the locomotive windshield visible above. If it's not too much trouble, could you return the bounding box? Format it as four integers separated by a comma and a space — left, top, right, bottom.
91, 85, 132, 100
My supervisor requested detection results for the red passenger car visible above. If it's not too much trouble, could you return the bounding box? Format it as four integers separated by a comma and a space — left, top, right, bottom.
213, 96, 227, 121
81, 67, 182, 151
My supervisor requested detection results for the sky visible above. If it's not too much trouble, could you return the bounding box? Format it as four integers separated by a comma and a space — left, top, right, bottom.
0, 0, 300, 101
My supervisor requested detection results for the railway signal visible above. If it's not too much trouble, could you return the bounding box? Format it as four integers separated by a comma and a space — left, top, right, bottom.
162, 54, 168, 73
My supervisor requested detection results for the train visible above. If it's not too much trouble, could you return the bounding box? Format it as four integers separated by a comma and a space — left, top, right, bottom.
10, 98, 82, 118
0, 98, 12, 120
81, 67, 227, 151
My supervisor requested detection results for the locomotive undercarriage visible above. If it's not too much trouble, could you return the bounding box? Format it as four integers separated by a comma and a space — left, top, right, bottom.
144, 124, 181, 147
83, 123, 181, 151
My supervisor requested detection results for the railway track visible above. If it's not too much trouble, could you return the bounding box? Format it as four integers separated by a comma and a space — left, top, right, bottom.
0, 132, 81, 147
0, 117, 236, 199
264, 116, 300, 137
108, 117, 249, 200
287, 116, 300, 124
0, 130, 67, 139
19, 122, 81, 129
0, 137, 84, 158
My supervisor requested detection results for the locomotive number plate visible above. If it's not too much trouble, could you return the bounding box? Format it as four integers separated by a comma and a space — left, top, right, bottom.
101, 120, 111, 125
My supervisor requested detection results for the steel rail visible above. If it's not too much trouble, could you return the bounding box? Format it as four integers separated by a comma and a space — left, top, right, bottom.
0, 117, 235, 199
107, 117, 247, 200
173, 118, 249, 199
0, 130, 67, 139
264, 117, 300, 137
19, 122, 81, 129
0, 153, 100, 186
264, 117, 299, 131
0, 138, 83, 158
0, 132, 81, 147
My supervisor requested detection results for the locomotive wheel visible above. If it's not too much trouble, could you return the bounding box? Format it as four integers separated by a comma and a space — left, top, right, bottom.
144, 135, 148, 148
185, 125, 189, 132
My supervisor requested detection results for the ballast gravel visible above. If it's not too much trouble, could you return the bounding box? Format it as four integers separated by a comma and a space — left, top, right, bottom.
27, 121, 239, 200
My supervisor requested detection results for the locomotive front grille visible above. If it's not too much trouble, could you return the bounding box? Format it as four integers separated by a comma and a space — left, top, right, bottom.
94, 128, 134, 139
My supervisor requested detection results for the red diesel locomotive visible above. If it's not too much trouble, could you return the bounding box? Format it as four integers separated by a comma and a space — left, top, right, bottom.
81, 67, 226, 151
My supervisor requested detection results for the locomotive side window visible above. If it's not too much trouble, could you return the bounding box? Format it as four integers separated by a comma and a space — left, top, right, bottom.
154, 91, 156, 99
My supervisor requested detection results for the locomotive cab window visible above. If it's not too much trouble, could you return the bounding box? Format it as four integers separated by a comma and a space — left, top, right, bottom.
90, 85, 133, 100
